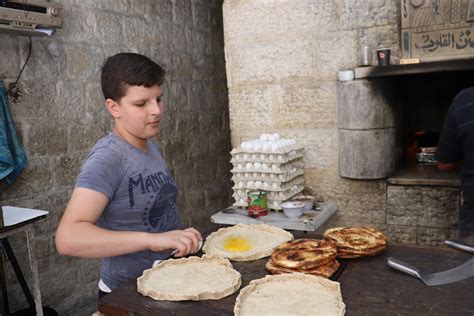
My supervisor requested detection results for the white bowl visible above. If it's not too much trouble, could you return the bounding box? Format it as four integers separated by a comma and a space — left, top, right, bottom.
291, 195, 315, 213
338, 69, 354, 81
281, 201, 305, 218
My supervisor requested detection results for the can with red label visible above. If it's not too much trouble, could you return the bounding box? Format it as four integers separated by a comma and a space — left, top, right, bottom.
247, 190, 268, 218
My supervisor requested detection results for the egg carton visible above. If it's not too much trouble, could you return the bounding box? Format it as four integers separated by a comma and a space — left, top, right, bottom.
232, 185, 305, 210
231, 159, 303, 174
232, 175, 304, 192
232, 168, 304, 183
230, 148, 304, 164
233, 184, 304, 201
231, 144, 302, 155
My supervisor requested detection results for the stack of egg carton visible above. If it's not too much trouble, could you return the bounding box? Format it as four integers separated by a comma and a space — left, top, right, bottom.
231, 133, 304, 211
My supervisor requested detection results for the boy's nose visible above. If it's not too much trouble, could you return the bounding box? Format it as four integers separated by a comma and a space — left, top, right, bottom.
150, 100, 162, 115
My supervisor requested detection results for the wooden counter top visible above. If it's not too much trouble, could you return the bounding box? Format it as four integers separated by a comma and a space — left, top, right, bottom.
98, 244, 473, 315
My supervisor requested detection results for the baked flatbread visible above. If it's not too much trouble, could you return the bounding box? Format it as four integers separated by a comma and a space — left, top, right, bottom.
265, 258, 340, 278
203, 224, 293, 261
137, 254, 241, 301
234, 274, 346, 316
323, 227, 387, 257
271, 239, 337, 269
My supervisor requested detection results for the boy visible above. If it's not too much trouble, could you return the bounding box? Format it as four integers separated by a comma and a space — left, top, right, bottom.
55, 53, 202, 297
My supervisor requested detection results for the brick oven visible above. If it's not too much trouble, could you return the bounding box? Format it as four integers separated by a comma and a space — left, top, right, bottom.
337, 59, 474, 244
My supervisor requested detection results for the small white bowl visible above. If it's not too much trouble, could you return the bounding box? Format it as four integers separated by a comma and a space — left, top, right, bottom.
338, 69, 354, 81
291, 195, 315, 213
281, 201, 305, 218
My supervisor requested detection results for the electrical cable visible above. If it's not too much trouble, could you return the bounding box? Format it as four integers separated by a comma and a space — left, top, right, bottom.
6, 36, 32, 100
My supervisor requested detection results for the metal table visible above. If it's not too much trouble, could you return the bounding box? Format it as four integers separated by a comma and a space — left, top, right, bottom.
0, 206, 55, 316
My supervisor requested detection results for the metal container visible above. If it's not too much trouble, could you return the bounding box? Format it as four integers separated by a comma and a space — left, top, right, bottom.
247, 190, 268, 218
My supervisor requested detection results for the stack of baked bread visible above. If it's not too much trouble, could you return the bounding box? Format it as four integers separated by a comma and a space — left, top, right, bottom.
266, 226, 387, 278
323, 226, 387, 258
266, 239, 340, 278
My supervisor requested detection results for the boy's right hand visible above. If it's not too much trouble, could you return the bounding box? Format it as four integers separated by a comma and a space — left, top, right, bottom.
148, 227, 203, 257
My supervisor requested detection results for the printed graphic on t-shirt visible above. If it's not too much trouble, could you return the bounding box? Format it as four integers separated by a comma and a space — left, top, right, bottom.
128, 170, 179, 232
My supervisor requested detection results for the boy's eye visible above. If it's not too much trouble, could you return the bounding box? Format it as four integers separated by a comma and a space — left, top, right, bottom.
157, 98, 162, 103
135, 102, 146, 106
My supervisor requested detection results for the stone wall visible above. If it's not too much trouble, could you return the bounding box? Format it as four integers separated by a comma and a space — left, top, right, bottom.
0, 0, 230, 314
223, 0, 460, 245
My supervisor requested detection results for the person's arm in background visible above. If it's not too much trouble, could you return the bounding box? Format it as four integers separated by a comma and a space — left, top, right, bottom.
437, 102, 463, 172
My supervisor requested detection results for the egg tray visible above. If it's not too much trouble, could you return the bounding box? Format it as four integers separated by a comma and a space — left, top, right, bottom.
232, 183, 304, 201
232, 186, 304, 210
232, 175, 304, 192
231, 169, 304, 183
230, 148, 304, 164
231, 159, 303, 174
231, 145, 302, 155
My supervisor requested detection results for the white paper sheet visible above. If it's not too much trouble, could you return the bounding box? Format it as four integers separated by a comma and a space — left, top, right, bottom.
2, 206, 49, 226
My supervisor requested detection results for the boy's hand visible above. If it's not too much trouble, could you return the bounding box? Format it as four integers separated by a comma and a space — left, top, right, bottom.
149, 227, 203, 257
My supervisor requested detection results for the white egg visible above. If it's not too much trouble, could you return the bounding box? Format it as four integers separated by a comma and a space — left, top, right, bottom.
238, 181, 244, 188
245, 162, 253, 170
254, 162, 262, 170
255, 181, 262, 189
269, 155, 274, 160
272, 183, 278, 189
271, 164, 278, 171
248, 181, 254, 188
262, 163, 269, 170
243, 153, 249, 160
263, 181, 269, 189
260, 154, 265, 160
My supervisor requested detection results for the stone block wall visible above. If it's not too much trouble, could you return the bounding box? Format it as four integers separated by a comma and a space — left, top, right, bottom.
0, 0, 230, 314
223, 0, 460, 246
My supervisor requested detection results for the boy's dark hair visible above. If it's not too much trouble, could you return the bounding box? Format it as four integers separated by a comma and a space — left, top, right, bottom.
101, 53, 166, 101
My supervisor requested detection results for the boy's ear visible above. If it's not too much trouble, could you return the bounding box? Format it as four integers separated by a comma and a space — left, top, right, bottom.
105, 98, 121, 118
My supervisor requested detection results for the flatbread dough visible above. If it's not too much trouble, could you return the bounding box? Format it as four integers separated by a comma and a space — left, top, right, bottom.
203, 223, 293, 261
234, 273, 346, 316
137, 254, 241, 301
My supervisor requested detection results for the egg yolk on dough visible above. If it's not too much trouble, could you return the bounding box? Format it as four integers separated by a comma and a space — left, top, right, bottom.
223, 236, 252, 252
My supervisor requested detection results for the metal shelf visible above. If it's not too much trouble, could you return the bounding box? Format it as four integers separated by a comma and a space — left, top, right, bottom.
354, 58, 474, 79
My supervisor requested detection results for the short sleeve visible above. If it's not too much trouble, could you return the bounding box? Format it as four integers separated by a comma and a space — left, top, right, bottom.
75, 147, 124, 199
436, 104, 462, 163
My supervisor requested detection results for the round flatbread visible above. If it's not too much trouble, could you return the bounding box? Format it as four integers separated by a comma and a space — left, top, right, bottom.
336, 245, 386, 258
137, 254, 241, 301
323, 226, 387, 255
270, 239, 337, 269
234, 274, 346, 316
265, 258, 340, 278
203, 224, 293, 261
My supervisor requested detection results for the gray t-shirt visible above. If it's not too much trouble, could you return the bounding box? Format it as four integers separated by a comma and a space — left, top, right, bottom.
76, 132, 183, 290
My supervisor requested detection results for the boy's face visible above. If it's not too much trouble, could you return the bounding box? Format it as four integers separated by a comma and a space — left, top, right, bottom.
107, 84, 164, 146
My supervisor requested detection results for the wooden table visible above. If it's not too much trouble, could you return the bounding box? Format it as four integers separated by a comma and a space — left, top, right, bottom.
98, 244, 473, 315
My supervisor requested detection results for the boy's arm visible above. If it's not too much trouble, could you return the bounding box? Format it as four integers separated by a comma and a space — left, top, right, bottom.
55, 187, 202, 258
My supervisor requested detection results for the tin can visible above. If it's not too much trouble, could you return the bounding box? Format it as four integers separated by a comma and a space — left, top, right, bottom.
247, 190, 268, 218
